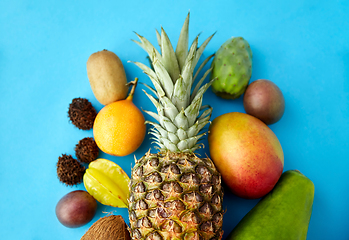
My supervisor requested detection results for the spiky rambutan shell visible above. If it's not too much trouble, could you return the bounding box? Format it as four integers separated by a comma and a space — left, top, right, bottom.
75, 137, 99, 163
57, 154, 85, 186
68, 98, 97, 130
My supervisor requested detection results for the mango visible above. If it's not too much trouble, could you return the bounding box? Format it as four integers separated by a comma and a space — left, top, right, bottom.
208, 112, 284, 199
227, 170, 315, 240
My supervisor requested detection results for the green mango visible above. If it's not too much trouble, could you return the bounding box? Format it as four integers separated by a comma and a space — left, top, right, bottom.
227, 170, 315, 240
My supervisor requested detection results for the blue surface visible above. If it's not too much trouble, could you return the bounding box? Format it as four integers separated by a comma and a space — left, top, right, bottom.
0, 1, 348, 239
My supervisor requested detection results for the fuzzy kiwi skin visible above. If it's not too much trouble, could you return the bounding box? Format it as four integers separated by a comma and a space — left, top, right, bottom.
87, 50, 128, 105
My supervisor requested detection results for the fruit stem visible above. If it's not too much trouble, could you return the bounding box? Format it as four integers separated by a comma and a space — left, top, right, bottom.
126, 77, 139, 101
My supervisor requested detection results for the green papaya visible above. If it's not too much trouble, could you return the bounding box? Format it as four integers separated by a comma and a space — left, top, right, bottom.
227, 170, 315, 240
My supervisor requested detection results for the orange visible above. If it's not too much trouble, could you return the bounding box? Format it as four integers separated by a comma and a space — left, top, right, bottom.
93, 79, 146, 156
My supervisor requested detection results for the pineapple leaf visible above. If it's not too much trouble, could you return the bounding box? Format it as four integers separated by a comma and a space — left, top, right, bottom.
149, 77, 166, 98
180, 34, 198, 93
153, 144, 164, 151
180, 56, 194, 106
153, 54, 174, 99
173, 108, 189, 130
149, 128, 160, 137
147, 122, 168, 138
146, 56, 155, 70
187, 119, 209, 138
161, 27, 180, 83
177, 133, 205, 151
133, 14, 217, 153
131, 61, 156, 79
175, 12, 190, 71
184, 79, 213, 127
161, 138, 179, 152
168, 132, 180, 144
155, 29, 162, 52
159, 96, 179, 122
184, 96, 202, 126
197, 105, 213, 123
181, 148, 197, 153
150, 137, 164, 149
143, 90, 163, 115
171, 76, 188, 111
176, 128, 188, 140
149, 132, 162, 141
158, 115, 178, 133
140, 82, 158, 98
193, 53, 215, 82
192, 132, 206, 148
132, 32, 162, 62
143, 110, 160, 123
190, 145, 201, 152
177, 139, 189, 150
181, 55, 194, 85
191, 67, 213, 102
183, 35, 198, 75
200, 104, 212, 111
191, 79, 214, 104
130, 61, 164, 96
193, 32, 215, 68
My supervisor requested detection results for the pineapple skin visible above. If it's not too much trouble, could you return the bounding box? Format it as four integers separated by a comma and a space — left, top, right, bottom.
128, 151, 224, 240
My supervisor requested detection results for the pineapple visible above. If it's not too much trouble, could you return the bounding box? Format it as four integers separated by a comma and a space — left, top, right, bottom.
128, 14, 224, 240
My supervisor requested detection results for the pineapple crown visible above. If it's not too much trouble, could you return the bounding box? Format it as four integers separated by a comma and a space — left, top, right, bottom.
131, 13, 215, 153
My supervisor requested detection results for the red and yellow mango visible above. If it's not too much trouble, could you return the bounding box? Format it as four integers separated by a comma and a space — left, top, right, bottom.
208, 112, 284, 199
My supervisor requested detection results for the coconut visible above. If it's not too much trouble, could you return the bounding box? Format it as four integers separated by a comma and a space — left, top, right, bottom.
81, 215, 131, 240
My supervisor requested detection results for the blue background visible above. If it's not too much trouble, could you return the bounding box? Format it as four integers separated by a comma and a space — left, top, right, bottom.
0, 1, 348, 239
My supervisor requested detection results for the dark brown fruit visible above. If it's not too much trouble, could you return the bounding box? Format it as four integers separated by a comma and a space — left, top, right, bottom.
75, 137, 99, 163
68, 98, 97, 130
57, 154, 85, 186
56, 190, 97, 228
81, 215, 131, 240
243, 79, 285, 125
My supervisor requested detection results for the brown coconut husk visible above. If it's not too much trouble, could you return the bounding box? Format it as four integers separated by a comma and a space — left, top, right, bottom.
81, 215, 131, 240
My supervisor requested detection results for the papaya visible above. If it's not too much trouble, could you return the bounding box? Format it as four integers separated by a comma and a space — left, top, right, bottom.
227, 170, 315, 240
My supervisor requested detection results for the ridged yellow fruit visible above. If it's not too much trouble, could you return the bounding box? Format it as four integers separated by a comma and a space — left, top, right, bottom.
83, 158, 130, 208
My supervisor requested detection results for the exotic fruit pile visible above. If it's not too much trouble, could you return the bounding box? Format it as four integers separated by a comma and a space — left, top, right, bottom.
53, 12, 315, 240
128, 14, 224, 239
